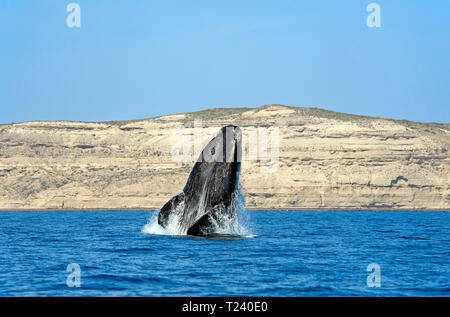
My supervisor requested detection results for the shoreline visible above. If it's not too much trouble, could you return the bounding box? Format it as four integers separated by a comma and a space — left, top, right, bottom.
0, 207, 448, 212
1, 105, 448, 214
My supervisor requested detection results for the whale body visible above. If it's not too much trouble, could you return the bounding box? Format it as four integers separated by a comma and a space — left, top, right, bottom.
157, 125, 242, 236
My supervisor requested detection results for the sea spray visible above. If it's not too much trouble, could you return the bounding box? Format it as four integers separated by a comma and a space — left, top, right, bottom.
142, 186, 253, 237
207, 186, 252, 236
141, 201, 186, 236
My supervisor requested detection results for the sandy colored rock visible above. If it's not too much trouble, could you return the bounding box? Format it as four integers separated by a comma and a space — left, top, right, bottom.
0, 105, 448, 211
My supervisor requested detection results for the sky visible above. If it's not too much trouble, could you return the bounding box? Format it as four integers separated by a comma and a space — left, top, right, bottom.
0, 0, 449, 124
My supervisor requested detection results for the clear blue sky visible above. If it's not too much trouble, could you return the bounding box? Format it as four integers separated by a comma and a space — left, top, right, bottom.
1, 1, 449, 123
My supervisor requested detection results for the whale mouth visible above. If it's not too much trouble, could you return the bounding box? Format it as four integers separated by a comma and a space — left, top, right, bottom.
224, 125, 242, 163
231, 125, 242, 142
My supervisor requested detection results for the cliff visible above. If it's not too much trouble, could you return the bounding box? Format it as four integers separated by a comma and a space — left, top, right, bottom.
0, 105, 449, 211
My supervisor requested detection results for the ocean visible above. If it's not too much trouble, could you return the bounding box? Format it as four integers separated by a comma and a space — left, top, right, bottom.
0, 211, 448, 296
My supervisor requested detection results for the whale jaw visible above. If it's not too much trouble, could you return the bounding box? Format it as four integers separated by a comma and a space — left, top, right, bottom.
157, 125, 242, 236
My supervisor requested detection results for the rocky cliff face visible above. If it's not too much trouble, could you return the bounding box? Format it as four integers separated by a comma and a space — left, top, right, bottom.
0, 105, 448, 211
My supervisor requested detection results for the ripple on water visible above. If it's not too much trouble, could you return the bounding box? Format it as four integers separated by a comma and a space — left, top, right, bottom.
0, 211, 448, 296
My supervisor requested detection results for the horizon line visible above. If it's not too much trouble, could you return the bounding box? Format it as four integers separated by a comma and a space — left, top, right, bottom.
1, 104, 449, 126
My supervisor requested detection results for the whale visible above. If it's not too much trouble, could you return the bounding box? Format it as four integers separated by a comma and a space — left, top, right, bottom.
158, 125, 242, 236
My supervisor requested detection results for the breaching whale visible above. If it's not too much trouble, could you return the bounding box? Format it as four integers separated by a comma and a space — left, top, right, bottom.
158, 125, 242, 236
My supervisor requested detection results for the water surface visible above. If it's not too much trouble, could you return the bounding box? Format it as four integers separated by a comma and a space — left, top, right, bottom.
0, 211, 448, 296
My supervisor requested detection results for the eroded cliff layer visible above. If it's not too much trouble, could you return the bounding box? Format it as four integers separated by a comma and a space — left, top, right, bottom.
0, 105, 448, 210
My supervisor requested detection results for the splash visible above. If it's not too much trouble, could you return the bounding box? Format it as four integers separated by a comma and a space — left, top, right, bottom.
141, 187, 254, 238
141, 202, 186, 236
207, 187, 252, 236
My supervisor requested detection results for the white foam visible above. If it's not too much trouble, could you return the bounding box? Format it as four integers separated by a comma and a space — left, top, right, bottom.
141, 187, 253, 237
141, 210, 185, 236
208, 188, 252, 236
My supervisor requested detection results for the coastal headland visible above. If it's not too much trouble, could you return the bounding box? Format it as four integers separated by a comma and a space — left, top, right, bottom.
0, 105, 448, 211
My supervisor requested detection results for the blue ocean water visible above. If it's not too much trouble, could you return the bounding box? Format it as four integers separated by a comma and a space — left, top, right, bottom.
0, 211, 448, 296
